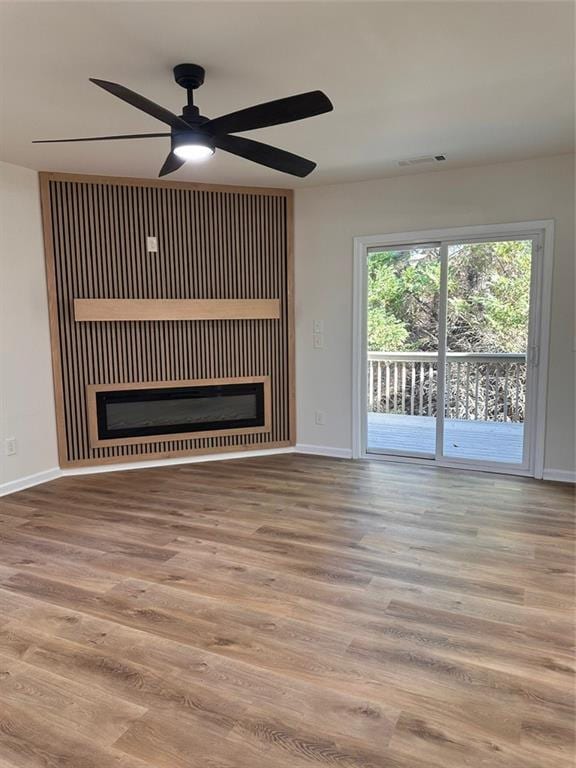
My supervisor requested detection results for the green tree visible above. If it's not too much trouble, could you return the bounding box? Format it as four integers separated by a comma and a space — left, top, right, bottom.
446, 240, 531, 353
367, 240, 531, 353
367, 248, 440, 351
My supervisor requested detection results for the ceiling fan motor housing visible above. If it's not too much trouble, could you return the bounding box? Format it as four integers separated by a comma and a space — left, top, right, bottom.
173, 63, 206, 91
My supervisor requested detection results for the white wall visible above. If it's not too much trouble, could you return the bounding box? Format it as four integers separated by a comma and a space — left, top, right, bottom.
0, 161, 59, 490
1, 154, 573, 490
295, 154, 575, 476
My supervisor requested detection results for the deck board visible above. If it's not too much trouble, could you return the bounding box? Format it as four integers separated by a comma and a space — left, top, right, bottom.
368, 413, 524, 463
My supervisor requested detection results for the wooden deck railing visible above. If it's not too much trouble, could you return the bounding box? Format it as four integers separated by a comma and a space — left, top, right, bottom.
368, 352, 526, 422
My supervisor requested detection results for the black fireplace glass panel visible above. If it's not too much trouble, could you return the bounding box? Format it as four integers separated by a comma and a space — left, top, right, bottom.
95, 382, 265, 440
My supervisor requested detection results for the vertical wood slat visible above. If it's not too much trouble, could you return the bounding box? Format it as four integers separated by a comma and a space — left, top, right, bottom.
474, 365, 480, 420
41, 173, 293, 467
484, 363, 491, 421
503, 362, 509, 421
419, 362, 424, 415
465, 362, 471, 419
385, 363, 390, 413
401, 363, 406, 415
445, 361, 450, 420
494, 363, 500, 422
455, 362, 461, 420
514, 363, 521, 422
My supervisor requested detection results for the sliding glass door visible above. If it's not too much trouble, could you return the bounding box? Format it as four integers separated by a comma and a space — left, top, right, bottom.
366, 245, 440, 457
363, 232, 540, 474
438, 239, 533, 467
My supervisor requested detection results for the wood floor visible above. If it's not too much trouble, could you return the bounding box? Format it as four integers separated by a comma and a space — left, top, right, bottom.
0, 454, 574, 768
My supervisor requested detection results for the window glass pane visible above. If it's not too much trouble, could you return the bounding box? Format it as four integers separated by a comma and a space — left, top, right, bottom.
442, 239, 531, 464
366, 246, 440, 456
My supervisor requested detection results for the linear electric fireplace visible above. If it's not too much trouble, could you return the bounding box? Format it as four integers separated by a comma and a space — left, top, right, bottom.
87, 377, 271, 448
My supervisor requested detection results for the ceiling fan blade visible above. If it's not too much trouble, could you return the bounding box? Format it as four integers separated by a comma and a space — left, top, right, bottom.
203, 91, 333, 136
158, 152, 186, 177
214, 135, 316, 177
33, 132, 170, 144
90, 78, 191, 130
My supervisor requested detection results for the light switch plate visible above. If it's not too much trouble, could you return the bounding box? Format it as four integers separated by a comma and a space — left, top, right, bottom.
146, 236, 158, 253
313, 333, 324, 349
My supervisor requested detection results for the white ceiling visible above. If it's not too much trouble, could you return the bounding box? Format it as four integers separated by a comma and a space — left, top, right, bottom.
0, 1, 574, 188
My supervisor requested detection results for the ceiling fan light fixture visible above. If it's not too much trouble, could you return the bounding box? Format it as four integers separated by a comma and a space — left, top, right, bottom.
35, 66, 333, 177
173, 142, 214, 162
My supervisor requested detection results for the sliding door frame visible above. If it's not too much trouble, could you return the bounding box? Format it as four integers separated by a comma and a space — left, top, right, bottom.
352, 220, 554, 478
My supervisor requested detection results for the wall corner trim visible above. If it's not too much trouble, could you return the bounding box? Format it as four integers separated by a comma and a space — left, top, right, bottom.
542, 468, 576, 484
295, 444, 353, 459
0, 467, 63, 497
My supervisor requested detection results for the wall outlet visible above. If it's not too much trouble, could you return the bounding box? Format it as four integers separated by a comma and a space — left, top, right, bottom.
313, 333, 324, 349
314, 410, 326, 426
146, 236, 158, 253
5, 437, 17, 456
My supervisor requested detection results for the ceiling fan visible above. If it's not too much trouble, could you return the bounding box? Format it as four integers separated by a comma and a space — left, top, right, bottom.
33, 63, 333, 178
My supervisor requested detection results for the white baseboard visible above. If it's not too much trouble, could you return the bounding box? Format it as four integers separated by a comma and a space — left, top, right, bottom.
0, 448, 297, 495
62, 446, 296, 477
542, 468, 576, 483
2, 453, 570, 495
0, 467, 63, 497
295, 443, 353, 459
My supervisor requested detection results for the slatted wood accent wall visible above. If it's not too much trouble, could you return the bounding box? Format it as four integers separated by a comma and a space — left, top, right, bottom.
40, 172, 294, 468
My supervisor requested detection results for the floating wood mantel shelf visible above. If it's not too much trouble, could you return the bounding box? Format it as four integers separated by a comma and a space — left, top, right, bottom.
73, 298, 281, 322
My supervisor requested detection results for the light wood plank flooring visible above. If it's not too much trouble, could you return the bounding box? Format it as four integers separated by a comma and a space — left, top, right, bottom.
0, 454, 574, 768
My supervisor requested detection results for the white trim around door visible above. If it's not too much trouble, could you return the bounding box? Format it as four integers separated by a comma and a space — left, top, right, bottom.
352, 220, 555, 478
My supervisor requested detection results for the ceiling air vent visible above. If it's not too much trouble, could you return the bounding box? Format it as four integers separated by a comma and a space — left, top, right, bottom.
398, 154, 446, 167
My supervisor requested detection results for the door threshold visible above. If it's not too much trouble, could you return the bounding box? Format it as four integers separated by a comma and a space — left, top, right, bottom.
362, 450, 533, 478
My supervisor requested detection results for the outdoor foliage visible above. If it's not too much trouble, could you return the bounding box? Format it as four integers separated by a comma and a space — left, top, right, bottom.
367, 240, 531, 353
